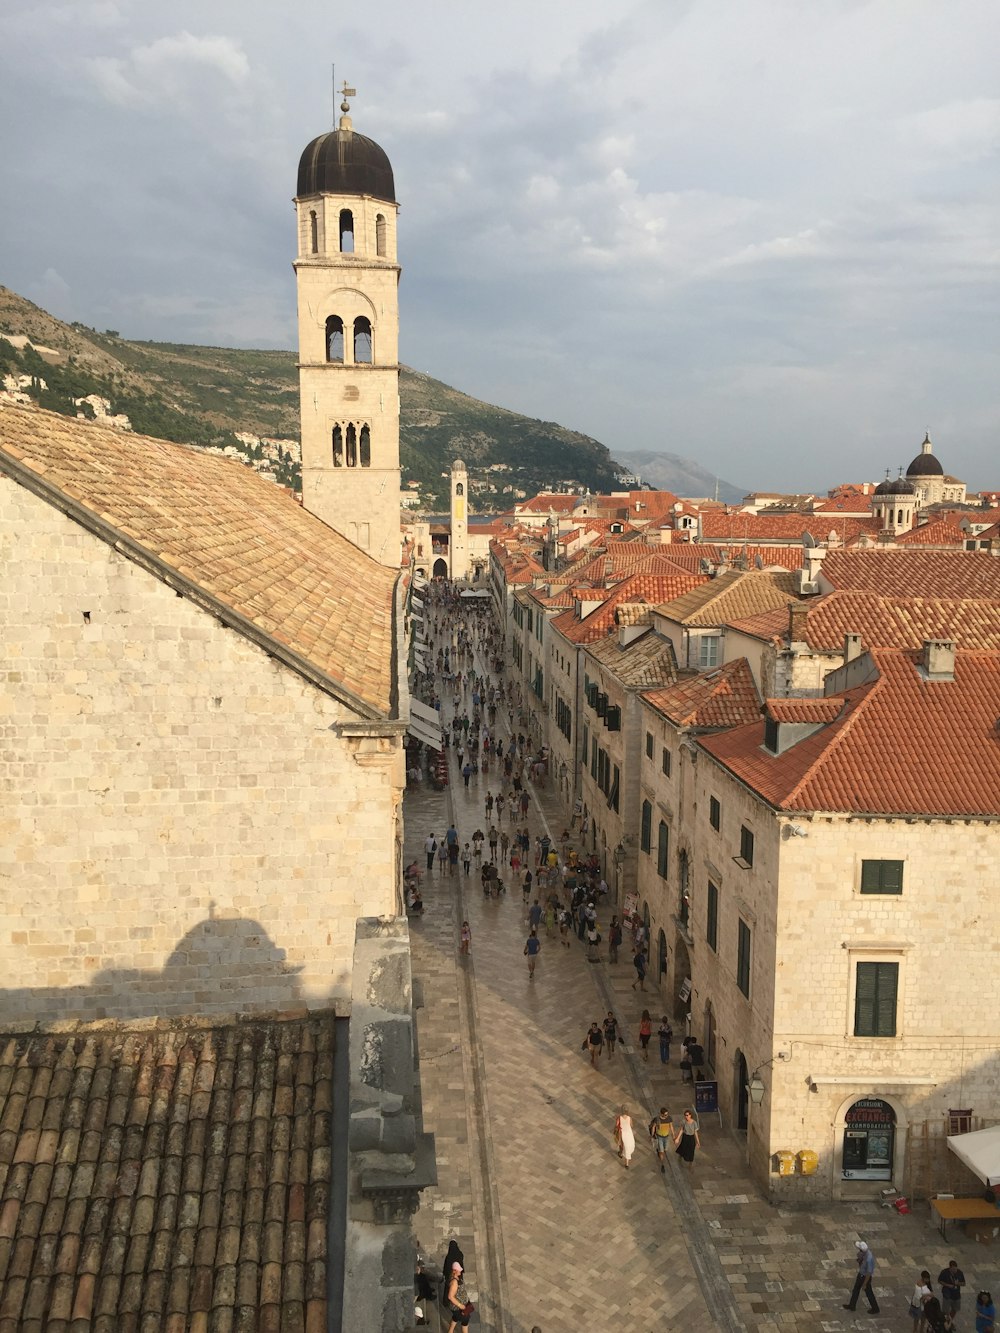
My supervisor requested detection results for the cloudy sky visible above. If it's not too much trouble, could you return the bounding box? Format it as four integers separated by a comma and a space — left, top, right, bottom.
3, 0, 998, 491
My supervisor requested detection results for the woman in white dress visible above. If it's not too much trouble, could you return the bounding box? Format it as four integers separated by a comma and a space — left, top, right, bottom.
615, 1105, 636, 1168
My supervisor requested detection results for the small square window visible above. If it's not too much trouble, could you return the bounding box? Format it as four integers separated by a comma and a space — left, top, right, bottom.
661, 747, 671, 777
645, 732, 654, 760
709, 797, 721, 832
698, 635, 720, 669
860, 860, 903, 895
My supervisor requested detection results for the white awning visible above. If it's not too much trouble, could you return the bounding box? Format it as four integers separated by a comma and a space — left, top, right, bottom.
407, 698, 442, 749
410, 593, 425, 611
410, 698, 441, 727
409, 609, 424, 624
407, 715, 441, 750
412, 650, 427, 672
948, 1126, 1000, 1187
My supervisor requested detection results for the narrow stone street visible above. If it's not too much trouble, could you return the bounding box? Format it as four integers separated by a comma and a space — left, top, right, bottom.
403, 594, 994, 1333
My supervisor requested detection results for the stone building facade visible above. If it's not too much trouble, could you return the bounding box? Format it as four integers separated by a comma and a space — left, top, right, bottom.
0, 405, 405, 1026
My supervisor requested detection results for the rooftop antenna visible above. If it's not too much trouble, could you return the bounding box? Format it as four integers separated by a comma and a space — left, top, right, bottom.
714, 476, 719, 503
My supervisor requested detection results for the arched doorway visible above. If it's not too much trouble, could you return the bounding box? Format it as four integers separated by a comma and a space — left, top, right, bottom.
673, 932, 691, 1024
657, 929, 668, 983
433, 557, 448, 578
735, 1050, 749, 1132
842, 1099, 896, 1182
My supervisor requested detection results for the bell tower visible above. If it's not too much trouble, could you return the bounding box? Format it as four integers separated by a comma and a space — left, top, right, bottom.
294, 87, 401, 566
450, 459, 469, 580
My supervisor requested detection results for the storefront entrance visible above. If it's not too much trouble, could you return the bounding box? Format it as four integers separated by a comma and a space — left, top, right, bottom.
842, 1098, 896, 1181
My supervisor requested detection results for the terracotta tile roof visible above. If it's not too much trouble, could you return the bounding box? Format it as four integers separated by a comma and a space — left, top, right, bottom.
701, 647, 1000, 816
896, 517, 967, 546
643, 659, 761, 730
0, 404, 397, 717
585, 630, 677, 688
514, 493, 579, 513
700, 510, 882, 544
551, 571, 706, 644
655, 568, 800, 627
766, 696, 845, 723
564, 549, 698, 585
614, 603, 654, 626
0, 1015, 333, 1331
793, 590, 1000, 653
819, 549, 1000, 599
724, 606, 790, 643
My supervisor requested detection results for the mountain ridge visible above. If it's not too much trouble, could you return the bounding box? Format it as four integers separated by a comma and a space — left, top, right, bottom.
0, 284, 741, 507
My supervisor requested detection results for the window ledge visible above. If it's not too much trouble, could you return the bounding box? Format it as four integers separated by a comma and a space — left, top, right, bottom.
809, 1074, 937, 1087
732, 856, 752, 870
841, 940, 915, 951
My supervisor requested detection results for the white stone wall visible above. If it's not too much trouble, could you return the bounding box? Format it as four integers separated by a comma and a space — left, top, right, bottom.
686, 744, 1000, 1198
0, 482, 402, 1024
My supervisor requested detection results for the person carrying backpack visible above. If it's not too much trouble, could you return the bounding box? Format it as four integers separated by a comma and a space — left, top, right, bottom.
648, 1107, 674, 1173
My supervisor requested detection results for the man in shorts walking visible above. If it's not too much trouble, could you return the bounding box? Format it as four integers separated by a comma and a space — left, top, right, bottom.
648, 1107, 674, 1173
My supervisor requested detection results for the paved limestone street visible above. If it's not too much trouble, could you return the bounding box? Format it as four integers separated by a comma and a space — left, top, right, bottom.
404, 593, 995, 1332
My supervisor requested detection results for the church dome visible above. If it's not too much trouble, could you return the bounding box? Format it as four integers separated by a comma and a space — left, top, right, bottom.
874, 475, 916, 497
905, 432, 943, 478
296, 127, 395, 202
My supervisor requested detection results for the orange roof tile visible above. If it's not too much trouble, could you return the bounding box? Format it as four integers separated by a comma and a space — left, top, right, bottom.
551, 571, 705, 644
896, 517, 968, 546
0, 405, 397, 716
794, 590, 1000, 653
643, 659, 761, 730
766, 696, 845, 723
701, 647, 1000, 816
819, 549, 1000, 599
700, 511, 882, 544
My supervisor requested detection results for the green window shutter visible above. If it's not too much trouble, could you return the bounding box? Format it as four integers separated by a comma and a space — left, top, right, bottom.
876, 963, 898, 1036
641, 801, 652, 852
707, 882, 718, 951
855, 962, 898, 1036
860, 860, 904, 894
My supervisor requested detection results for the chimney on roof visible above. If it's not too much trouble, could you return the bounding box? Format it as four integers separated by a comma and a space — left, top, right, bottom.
604, 557, 613, 580
843, 633, 862, 663
789, 602, 809, 646
920, 639, 956, 682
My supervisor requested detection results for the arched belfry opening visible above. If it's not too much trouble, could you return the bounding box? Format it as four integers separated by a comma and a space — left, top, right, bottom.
353, 317, 372, 364
339, 210, 354, 254
325, 316, 344, 363
376, 214, 386, 257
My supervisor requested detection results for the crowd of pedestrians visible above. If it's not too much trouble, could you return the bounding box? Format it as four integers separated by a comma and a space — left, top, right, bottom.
409, 579, 992, 1330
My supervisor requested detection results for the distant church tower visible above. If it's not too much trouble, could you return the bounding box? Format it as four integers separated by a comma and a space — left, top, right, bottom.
450, 459, 469, 580
294, 87, 401, 566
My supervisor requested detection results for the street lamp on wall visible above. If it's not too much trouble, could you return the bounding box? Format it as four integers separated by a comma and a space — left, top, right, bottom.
748, 1076, 766, 1106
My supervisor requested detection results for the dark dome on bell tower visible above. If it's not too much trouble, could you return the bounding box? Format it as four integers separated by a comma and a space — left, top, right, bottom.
296, 94, 395, 202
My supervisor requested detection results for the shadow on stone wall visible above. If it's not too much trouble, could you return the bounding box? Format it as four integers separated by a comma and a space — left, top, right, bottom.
0, 915, 305, 1027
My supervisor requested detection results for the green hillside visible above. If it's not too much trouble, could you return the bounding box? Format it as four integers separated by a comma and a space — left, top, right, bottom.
0, 286, 622, 507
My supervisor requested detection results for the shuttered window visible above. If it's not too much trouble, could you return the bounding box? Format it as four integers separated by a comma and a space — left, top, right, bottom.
707, 882, 718, 951
656, 821, 669, 878
860, 860, 904, 894
854, 962, 898, 1037
640, 801, 652, 853
736, 919, 751, 998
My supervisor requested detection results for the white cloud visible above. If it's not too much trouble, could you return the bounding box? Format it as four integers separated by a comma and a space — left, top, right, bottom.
900, 98, 1000, 165
88, 31, 250, 110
